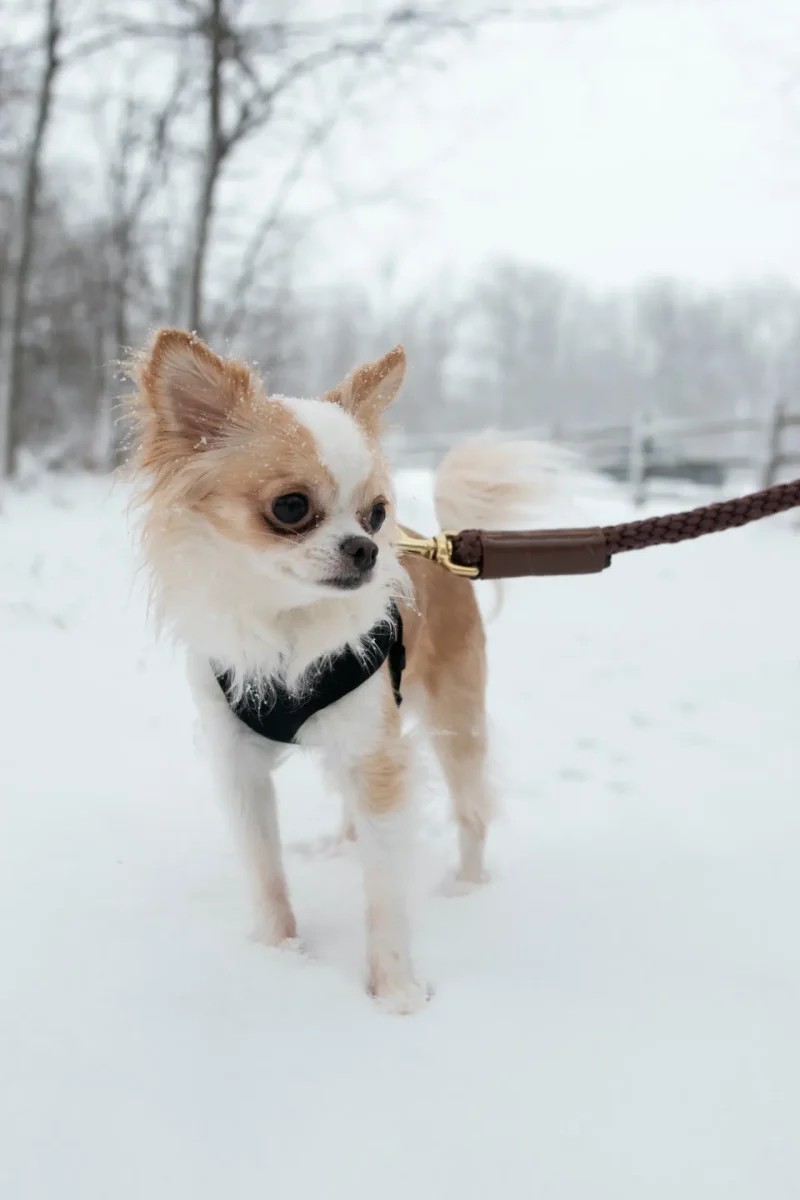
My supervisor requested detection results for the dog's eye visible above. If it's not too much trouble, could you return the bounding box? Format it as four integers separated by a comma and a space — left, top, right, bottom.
272, 493, 310, 525
369, 501, 386, 532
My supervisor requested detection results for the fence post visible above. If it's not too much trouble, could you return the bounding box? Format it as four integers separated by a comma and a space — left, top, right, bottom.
627, 407, 650, 507
760, 398, 785, 490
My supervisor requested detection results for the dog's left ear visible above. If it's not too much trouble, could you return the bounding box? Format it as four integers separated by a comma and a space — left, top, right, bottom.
136, 328, 256, 453
324, 345, 406, 425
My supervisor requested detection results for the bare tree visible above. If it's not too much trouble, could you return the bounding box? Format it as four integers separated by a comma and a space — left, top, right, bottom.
181, 2, 425, 335
0, 36, 28, 339
0, 0, 628, 473
0, 0, 61, 481
171, 1, 599, 336
89, 70, 189, 468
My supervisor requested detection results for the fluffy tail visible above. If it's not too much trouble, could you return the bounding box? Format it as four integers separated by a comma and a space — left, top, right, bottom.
433, 438, 569, 621
434, 437, 567, 532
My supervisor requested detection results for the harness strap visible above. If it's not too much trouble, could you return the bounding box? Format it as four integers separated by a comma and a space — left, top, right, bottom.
216, 603, 404, 745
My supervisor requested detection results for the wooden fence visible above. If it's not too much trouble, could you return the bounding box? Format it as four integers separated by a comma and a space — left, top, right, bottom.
556, 401, 800, 505
389, 402, 800, 506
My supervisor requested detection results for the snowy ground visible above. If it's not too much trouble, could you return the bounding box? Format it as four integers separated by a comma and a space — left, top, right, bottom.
1, 470, 799, 1200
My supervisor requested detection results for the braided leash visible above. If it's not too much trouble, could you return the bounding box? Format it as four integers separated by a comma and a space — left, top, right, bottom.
602, 477, 800, 555
397, 478, 800, 579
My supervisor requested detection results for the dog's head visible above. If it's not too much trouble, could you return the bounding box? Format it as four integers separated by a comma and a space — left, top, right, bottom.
131, 330, 406, 614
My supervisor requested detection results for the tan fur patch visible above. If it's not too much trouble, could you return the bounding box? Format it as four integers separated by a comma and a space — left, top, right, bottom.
134, 329, 259, 473
130, 329, 359, 552
323, 345, 406, 431
357, 683, 407, 815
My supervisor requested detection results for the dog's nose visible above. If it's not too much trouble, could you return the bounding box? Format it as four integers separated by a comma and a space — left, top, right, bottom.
340, 535, 378, 573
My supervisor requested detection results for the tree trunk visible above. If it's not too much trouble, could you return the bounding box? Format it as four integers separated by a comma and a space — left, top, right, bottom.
187, 0, 225, 337
89, 241, 121, 473
88, 302, 111, 471
105, 225, 131, 469
0, 0, 61, 480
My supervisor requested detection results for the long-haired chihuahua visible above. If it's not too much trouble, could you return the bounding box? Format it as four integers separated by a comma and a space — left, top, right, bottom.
129, 329, 558, 1012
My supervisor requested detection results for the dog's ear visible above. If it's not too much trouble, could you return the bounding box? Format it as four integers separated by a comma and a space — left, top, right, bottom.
324, 345, 406, 426
138, 328, 255, 449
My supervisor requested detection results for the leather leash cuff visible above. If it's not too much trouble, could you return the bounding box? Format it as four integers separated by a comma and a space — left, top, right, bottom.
450, 529, 609, 579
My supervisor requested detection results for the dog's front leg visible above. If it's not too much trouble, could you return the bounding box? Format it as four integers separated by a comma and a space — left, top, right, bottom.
238, 765, 297, 946
337, 728, 429, 1014
217, 731, 297, 946
188, 658, 297, 945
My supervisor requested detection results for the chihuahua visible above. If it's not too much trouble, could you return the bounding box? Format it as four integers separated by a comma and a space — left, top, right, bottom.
130, 329, 557, 1012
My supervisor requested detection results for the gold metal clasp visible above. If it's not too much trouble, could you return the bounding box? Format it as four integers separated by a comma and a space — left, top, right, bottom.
395, 526, 479, 578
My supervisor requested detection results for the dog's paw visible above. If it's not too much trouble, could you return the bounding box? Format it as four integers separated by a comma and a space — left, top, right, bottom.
256, 935, 310, 961
250, 921, 304, 953
370, 978, 433, 1016
290, 828, 357, 859
274, 936, 307, 956
439, 868, 490, 898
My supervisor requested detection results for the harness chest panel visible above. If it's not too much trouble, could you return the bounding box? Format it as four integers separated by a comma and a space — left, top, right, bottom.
215, 604, 405, 745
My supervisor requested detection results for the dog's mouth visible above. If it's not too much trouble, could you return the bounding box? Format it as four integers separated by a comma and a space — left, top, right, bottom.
278, 562, 375, 594
322, 568, 374, 591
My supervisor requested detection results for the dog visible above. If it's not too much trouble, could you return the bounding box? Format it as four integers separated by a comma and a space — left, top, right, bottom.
129, 329, 559, 1012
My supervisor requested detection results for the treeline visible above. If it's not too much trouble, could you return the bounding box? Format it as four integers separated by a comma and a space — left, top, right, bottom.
1, 1, 798, 475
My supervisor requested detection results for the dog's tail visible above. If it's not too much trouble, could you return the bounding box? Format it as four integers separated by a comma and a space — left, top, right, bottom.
433, 436, 566, 534
433, 437, 568, 620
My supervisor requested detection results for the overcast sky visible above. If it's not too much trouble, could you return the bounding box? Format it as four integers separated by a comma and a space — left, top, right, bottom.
24, 0, 800, 302
290, 0, 800, 297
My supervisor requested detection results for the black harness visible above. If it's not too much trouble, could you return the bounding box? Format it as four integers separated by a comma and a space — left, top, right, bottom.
215, 604, 405, 745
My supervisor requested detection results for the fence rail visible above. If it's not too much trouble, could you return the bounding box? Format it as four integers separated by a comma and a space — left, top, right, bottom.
389, 402, 800, 506
559, 401, 800, 503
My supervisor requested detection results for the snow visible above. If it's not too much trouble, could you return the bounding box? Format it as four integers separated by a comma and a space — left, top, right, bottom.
1, 471, 799, 1199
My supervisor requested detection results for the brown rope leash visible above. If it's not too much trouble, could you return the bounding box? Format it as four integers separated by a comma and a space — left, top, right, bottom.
397, 478, 800, 580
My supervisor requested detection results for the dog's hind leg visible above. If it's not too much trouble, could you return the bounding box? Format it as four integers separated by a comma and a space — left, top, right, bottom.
426, 665, 494, 888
